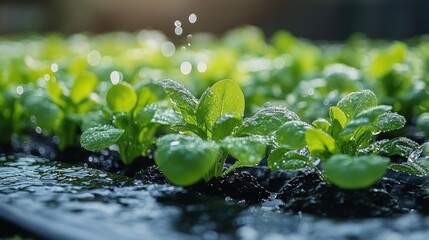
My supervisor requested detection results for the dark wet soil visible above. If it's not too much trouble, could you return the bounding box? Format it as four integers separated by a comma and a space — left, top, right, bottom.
277, 170, 429, 218
7, 133, 429, 218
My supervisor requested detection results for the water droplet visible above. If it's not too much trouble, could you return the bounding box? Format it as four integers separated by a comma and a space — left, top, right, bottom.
174, 20, 182, 27
174, 27, 183, 36
30, 115, 37, 123
197, 62, 207, 73
50, 63, 59, 73
87, 50, 101, 66
180, 62, 192, 75
170, 141, 180, 147
110, 71, 122, 85
16, 86, 24, 95
44, 74, 50, 81
161, 41, 176, 57
35, 126, 42, 134
188, 13, 197, 24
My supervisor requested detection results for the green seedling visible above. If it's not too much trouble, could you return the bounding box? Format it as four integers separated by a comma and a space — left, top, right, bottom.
155, 79, 298, 186
17, 72, 99, 150
269, 90, 419, 189
80, 82, 179, 164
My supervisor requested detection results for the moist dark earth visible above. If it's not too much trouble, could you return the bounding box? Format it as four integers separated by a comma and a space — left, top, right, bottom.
4, 133, 429, 219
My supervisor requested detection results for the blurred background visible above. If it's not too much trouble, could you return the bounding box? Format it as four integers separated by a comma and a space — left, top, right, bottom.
1, 0, 429, 40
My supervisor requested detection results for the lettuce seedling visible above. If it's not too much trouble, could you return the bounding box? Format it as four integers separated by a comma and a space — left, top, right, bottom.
80, 82, 179, 164
270, 90, 419, 189
155, 79, 298, 186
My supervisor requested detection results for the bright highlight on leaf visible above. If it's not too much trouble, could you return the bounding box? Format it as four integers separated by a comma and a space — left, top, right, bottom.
106, 83, 137, 113
80, 125, 125, 151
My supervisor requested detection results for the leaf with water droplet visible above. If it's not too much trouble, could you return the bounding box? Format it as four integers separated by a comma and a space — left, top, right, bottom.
106, 83, 137, 113
197, 79, 244, 131
306, 128, 338, 160
374, 112, 405, 132
220, 136, 266, 172
238, 103, 299, 136
325, 154, 389, 189
389, 160, 429, 176
267, 148, 311, 170
80, 125, 125, 151
369, 137, 418, 157
155, 134, 220, 186
275, 121, 311, 150
211, 113, 242, 141
159, 79, 198, 125
337, 90, 377, 119
134, 104, 157, 127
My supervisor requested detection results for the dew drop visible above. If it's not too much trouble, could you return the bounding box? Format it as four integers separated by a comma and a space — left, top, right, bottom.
170, 140, 180, 147
174, 20, 182, 27
35, 126, 42, 134
188, 13, 197, 24
174, 27, 183, 36
161, 41, 176, 57
87, 50, 101, 66
180, 62, 192, 75
50, 63, 58, 73
197, 62, 207, 73
16, 86, 24, 95
110, 71, 122, 85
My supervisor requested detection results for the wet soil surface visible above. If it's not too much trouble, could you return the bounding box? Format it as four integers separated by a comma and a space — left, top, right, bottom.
7, 134, 429, 218
3, 154, 429, 240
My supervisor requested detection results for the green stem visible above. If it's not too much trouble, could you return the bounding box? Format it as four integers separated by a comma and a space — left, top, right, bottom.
216, 151, 228, 177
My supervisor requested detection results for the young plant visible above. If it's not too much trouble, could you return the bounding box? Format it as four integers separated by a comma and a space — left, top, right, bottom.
155, 79, 298, 186
269, 90, 419, 189
17, 72, 99, 150
80, 82, 179, 164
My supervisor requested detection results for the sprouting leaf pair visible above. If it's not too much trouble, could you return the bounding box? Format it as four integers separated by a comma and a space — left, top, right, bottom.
270, 90, 421, 189
155, 79, 298, 186
81, 82, 179, 164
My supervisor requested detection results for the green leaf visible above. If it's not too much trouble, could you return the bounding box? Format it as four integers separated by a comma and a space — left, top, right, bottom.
134, 86, 158, 114
171, 123, 207, 138
238, 103, 299, 136
70, 72, 97, 104
197, 79, 245, 130
417, 113, 429, 136
134, 104, 157, 127
275, 121, 311, 150
374, 112, 405, 132
151, 106, 183, 125
211, 114, 242, 141
305, 128, 337, 160
155, 134, 220, 186
160, 79, 198, 125
337, 90, 377, 119
389, 161, 429, 176
268, 148, 311, 170
23, 96, 63, 131
370, 137, 419, 157
324, 154, 389, 189
46, 80, 66, 107
329, 106, 348, 128
220, 136, 267, 169
312, 119, 331, 133
106, 83, 137, 113
80, 125, 125, 151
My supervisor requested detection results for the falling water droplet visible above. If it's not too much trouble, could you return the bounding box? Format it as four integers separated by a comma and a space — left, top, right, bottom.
50, 63, 59, 73
161, 42, 176, 57
188, 13, 197, 24
180, 62, 192, 75
174, 20, 182, 27
174, 27, 183, 36
16, 86, 24, 95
